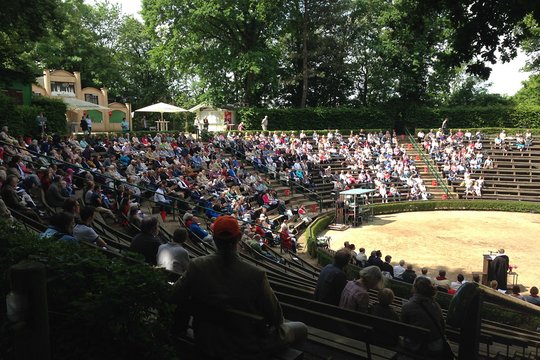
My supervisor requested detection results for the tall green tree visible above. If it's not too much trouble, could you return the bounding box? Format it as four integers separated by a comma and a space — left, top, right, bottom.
278, 0, 354, 107
439, 0, 540, 78
143, 0, 286, 107
31, 0, 121, 89
111, 16, 171, 108
347, 0, 397, 106
514, 74, 540, 107
522, 14, 540, 73
0, 0, 61, 81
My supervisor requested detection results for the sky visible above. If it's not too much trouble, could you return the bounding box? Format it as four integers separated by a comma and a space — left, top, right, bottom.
87, 0, 531, 96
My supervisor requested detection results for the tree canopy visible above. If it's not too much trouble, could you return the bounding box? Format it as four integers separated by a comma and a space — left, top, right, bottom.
1, 0, 539, 109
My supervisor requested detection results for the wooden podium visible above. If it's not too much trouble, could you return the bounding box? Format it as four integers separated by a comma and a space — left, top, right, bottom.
481, 254, 493, 286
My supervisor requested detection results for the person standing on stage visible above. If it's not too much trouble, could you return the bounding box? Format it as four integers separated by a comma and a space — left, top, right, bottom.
441, 117, 448, 135
261, 115, 268, 131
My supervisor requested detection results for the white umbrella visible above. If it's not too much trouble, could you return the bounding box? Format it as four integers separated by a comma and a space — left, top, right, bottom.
62, 97, 110, 111
135, 102, 188, 122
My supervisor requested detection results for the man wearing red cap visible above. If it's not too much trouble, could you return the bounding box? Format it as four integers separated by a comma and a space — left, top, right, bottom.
172, 215, 306, 358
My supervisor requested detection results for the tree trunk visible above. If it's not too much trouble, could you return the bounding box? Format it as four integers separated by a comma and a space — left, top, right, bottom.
300, 0, 309, 108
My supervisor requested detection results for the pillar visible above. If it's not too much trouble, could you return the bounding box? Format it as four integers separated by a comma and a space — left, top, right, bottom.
9, 262, 50, 360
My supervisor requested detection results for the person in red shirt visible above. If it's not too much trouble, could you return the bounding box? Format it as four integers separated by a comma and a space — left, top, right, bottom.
279, 222, 297, 253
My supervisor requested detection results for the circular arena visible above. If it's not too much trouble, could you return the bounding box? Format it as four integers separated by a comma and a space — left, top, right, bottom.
322, 210, 540, 290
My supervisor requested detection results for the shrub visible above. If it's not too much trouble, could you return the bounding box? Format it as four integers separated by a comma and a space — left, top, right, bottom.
0, 221, 177, 360
31, 97, 68, 135
371, 199, 540, 215
0, 93, 17, 132
306, 212, 335, 258
0, 94, 68, 137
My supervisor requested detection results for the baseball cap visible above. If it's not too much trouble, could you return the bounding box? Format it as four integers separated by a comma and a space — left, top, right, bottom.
213, 215, 241, 241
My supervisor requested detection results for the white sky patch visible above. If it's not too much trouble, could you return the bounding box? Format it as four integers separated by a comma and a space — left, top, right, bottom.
85, 0, 143, 21
487, 50, 531, 96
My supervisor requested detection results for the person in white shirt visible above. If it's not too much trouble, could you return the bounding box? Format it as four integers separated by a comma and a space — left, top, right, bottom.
261, 115, 268, 131
154, 182, 172, 205
355, 247, 368, 267
85, 116, 92, 134
450, 274, 465, 291
157, 227, 190, 274
393, 259, 406, 279
73, 206, 108, 248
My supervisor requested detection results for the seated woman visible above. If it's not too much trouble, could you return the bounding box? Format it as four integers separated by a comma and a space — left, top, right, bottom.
40, 212, 77, 243
401, 277, 449, 358
279, 222, 297, 253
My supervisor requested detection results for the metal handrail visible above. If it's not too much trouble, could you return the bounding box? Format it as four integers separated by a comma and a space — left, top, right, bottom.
404, 128, 453, 198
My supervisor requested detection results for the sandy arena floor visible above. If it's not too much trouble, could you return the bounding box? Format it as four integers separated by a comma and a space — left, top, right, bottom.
323, 210, 540, 292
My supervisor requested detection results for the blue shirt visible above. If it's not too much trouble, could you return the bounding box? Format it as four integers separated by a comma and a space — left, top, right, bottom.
189, 222, 209, 240
40, 227, 78, 244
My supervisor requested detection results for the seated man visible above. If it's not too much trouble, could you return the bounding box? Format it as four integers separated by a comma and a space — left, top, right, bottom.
450, 274, 465, 291
183, 212, 213, 244
433, 269, 451, 291
157, 227, 190, 275
393, 259, 406, 279
73, 206, 109, 248
314, 248, 351, 306
402, 264, 417, 284
46, 176, 69, 208
172, 215, 307, 359
130, 217, 162, 265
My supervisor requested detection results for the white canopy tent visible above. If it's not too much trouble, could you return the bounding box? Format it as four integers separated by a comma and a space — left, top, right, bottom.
135, 102, 188, 131
62, 97, 110, 111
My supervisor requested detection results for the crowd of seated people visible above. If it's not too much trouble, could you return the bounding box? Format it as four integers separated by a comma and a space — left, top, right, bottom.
493, 129, 534, 152
315, 248, 451, 357
339, 241, 540, 299
220, 128, 429, 203
420, 128, 487, 197
0, 128, 306, 260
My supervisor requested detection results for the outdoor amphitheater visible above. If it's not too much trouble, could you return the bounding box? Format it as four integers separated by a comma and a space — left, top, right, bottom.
2, 126, 540, 360
3, 1, 540, 359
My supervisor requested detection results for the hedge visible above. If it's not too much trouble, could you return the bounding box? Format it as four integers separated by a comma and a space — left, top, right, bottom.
305, 212, 335, 258
0, 94, 68, 137
415, 127, 540, 136
370, 199, 540, 215
237, 105, 540, 132
0, 220, 177, 359
31, 97, 68, 135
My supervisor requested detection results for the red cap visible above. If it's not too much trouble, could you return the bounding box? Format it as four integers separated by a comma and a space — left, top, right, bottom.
212, 215, 241, 241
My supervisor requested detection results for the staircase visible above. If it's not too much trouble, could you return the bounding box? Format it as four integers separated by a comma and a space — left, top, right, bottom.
404, 142, 459, 200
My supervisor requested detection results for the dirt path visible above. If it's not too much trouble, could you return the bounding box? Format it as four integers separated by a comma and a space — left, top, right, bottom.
323, 210, 540, 293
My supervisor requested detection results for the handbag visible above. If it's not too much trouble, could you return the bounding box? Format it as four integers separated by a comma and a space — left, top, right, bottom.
418, 301, 456, 360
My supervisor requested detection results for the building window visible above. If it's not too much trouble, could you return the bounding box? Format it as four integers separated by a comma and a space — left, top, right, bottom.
85, 94, 99, 104
51, 82, 75, 96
